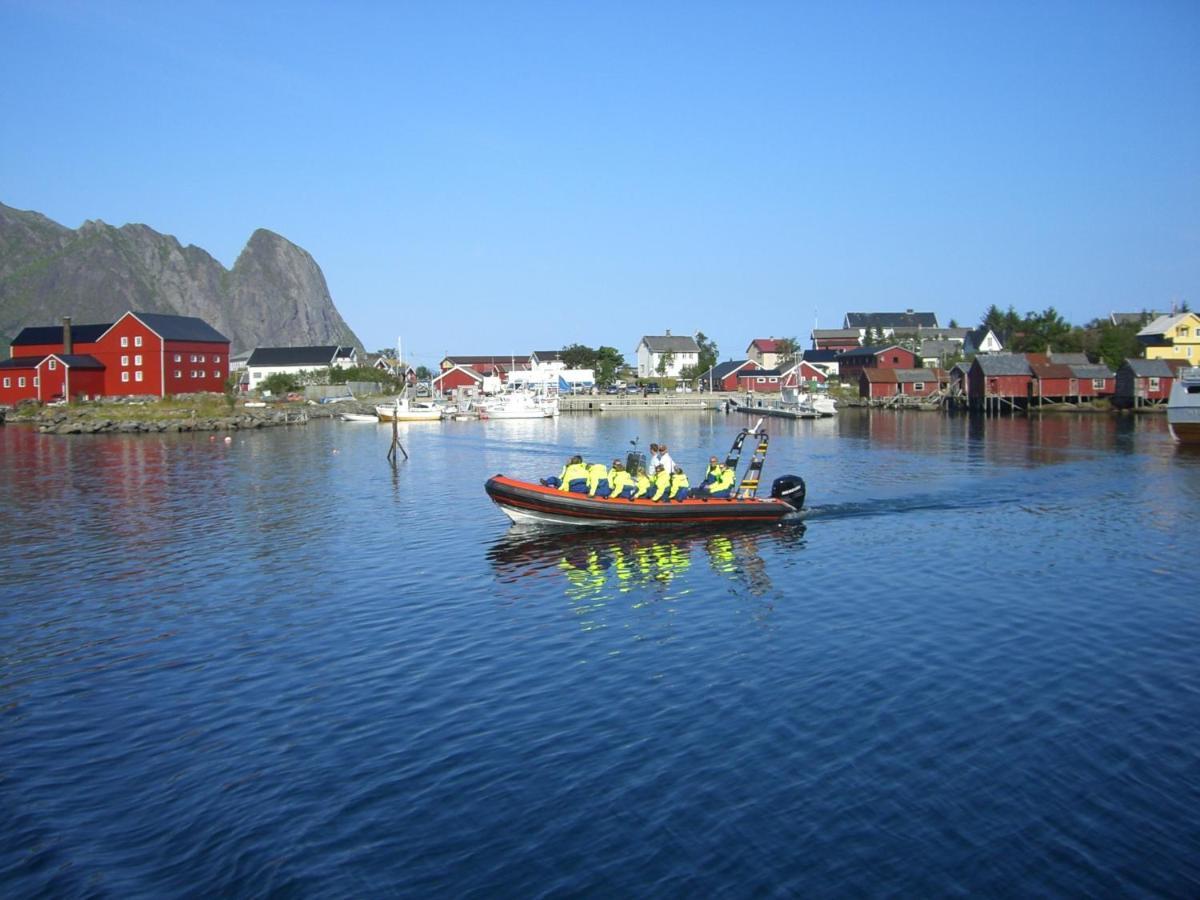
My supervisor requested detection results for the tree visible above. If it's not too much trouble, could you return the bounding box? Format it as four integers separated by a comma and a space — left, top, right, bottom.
415, 365, 432, 381
655, 351, 675, 378
695, 332, 718, 377
260, 372, 300, 396
561, 343, 597, 370
948, 318, 960, 328
774, 337, 800, 367
594, 346, 626, 386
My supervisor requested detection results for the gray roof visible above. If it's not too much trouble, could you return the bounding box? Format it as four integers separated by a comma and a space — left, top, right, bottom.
917, 326, 970, 339
973, 354, 1032, 376
894, 368, 940, 382
1111, 311, 1162, 326
702, 359, 754, 382
132, 312, 229, 343
1122, 358, 1174, 377
845, 311, 939, 330
919, 340, 959, 357
1069, 364, 1114, 379
1048, 352, 1091, 365
246, 346, 340, 367
1138, 313, 1195, 337
811, 328, 860, 338
639, 335, 700, 353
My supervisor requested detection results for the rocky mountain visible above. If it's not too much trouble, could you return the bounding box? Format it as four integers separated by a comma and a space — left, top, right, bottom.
0, 202, 362, 354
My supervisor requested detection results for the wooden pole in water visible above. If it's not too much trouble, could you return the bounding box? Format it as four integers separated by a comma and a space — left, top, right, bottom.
387, 398, 408, 464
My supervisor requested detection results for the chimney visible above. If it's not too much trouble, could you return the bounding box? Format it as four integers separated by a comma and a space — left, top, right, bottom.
63, 316, 73, 355
665, 328, 671, 336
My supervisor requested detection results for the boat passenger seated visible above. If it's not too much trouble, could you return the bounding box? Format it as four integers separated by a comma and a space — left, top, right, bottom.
649, 465, 672, 502
542, 455, 590, 493
632, 469, 654, 499
704, 464, 737, 499
587, 462, 612, 497
699, 456, 722, 489
609, 462, 636, 499
668, 466, 690, 501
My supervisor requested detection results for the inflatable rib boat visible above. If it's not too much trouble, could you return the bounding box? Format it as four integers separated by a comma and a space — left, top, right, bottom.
485, 474, 804, 527
485, 420, 806, 528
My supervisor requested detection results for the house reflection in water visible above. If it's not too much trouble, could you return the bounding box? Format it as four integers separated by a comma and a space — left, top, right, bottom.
487, 524, 804, 607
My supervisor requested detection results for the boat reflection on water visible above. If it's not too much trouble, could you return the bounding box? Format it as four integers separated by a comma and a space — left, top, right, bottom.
486, 523, 806, 603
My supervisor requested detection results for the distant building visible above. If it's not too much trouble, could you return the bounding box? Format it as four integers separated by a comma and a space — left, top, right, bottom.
244, 345, 353, 392
530, 350, 567, 371
801, 349, 841, 379
1110, 311, 1163, 327
964, 327, 1004, 355
635, 333, 700, 378
836, 345, 919, 384
810, 329, 861, 351
3, 311, 230, 405
746, 338, 789, 369
699, 359, 758, 392
1114, 358, 1177, 408
1137, 313, 1200, 362
440, 354, 532, 373
844, 311, 939, 342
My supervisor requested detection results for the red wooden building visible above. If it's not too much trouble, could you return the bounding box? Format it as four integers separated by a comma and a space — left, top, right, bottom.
737, 368, 784, 393
1114, 358, 1176, 408
3, 312, 230, 406
432, 364, 485, 394
968, 354, 1033, 411
837, 345, 919, 384
780, 361, 828, 388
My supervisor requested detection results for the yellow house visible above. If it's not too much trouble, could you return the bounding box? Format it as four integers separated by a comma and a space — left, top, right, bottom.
1137, 312, 1200, 361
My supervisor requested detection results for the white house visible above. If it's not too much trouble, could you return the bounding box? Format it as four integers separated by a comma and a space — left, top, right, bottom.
244, 345, 353, 391
508, 367, 595, 392
635, 333, 700, 378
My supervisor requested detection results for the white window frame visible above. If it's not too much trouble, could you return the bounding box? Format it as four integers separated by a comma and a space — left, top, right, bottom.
174, 353, 182, 363
134, 371, 143, 383
190, 354, 198, 363
18, 376, 26, 387
199, 354, 206, 363
2, 377, 9, 388
1092, 378, 1105, 390
33, 376, 38, 386
1149, 377, 1160, 390
121, 336, 129, 347
134, 336, 143, 347
134, 354, 142, 366
121, 355, 129, 366
214, 355, 221, 363
212, 370, 220, 379
756, 377, 766, 383
174, 370, 182, 379
48, 359, 57, 370
913, 382, 925, 391
121, 372, 130, 383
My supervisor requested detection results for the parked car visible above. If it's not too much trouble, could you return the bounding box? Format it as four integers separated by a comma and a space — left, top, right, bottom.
605, 385, 621, 394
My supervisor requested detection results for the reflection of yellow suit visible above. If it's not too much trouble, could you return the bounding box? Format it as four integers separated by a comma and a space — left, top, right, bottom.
707, 535, 737, 574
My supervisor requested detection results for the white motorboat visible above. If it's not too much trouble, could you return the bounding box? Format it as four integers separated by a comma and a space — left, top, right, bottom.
796, 393, 838, 416
339, 413, 379, 423
1167, 366, 1200, 443
479, 391, 557, 419
375, 397, 443, 421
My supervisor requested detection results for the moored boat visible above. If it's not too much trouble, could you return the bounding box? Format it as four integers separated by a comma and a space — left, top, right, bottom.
479, 390, 557, 419
376, 397, 443, 421
1167, 366, 1200, 443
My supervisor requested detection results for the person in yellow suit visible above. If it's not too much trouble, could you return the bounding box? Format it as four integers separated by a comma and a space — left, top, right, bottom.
668, 465, 690, 501
609, 462, 636, 499
543, 455, 590, 493
649, 464, 672, 501
587, 461, 612, 497
632, 468, 654, 499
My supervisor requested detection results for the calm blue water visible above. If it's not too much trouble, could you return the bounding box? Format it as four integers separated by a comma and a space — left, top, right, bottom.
2, 410, 1198, 897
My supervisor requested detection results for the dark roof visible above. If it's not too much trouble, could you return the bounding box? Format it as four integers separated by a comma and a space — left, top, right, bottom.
1122, 358, 1174, 377
802, 349, 842, 363
916, 326, 970, 339
965, 326, 1000, 349
531, 350, 564, 361
1111, 311, 1162, 326
810, 328, 860, 339
919, 340, 959, 357
703, 359, 754, 382
52, 354, 104, 369
246, 346, 340, 367
0, 355, 48, 368
11, 323, 111, 345
845, 311, 939, 330
639, 335, 700, 353
973, 354, 1032, 376
1027, 355, 1073, 379
863, 368, 898, 382
739, 368, 784, 378
838, 344, 911, 361
131, 312, 229, 343
334, 346, 355, 358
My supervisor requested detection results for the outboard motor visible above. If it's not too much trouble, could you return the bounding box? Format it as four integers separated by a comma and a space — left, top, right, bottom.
770, 474, 806, 511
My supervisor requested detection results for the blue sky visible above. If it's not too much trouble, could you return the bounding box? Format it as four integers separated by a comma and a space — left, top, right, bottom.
3, 1, 1197, 369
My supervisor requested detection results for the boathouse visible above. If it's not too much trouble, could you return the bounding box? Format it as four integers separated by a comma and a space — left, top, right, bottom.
860, 368, 898, 399
737, 368, 784, 393
432, 364, 485, 395
968, 354, 1033, 412
1114, 358, 1176, 408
